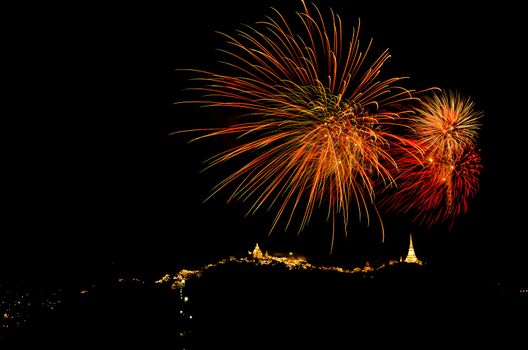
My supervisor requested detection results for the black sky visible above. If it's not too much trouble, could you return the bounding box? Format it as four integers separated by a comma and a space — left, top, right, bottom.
4, 1, 526, 286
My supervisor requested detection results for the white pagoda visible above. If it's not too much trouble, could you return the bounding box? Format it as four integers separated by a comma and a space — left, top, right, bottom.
404, 234, 422, 264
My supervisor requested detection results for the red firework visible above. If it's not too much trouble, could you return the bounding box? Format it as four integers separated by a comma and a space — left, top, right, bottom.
381, 91, 483, 226
382, 144, 482, 227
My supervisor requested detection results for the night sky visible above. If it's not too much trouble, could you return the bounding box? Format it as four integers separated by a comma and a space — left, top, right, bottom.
4, 1, 526, 288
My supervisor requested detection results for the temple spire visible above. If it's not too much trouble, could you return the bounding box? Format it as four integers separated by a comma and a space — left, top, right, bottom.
404, 234, 421, 264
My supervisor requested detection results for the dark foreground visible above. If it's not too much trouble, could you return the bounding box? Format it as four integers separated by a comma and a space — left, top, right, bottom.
2, 263, 526, 348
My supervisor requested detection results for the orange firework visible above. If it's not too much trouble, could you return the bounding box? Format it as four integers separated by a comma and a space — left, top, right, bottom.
412, 90, 482, 158
176, 1, 420, 250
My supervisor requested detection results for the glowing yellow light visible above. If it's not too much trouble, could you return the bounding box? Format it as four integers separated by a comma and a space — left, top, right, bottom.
184, 296, 189, 302
189, 315, 193, 319
164, 250, 407, 290
428, 158, 433, 163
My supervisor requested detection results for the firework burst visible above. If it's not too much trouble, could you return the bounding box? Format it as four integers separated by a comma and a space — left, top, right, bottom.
176, 1, 421, 250
412, 90, 482, 158
382, 91, 483, 226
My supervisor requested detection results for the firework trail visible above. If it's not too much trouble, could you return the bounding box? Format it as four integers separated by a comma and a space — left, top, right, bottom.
175, 1, 421, 250
382, 91, 482, 226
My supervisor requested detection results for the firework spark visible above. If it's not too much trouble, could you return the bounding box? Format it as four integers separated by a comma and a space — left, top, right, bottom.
175, 1, 421, 250
382, 91, 482, 226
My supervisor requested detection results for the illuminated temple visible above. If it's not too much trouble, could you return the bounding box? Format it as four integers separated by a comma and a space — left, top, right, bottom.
251, 243, 264, 259
404, 234, 422, 264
